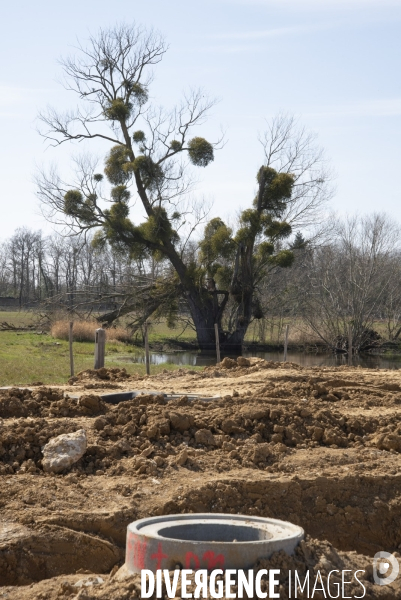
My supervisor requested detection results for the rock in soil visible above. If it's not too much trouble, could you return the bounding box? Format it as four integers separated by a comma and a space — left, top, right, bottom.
42, 429, 87, 473
1, 360, 401, 598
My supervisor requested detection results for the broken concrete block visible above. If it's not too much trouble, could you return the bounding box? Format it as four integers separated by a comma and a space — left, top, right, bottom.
42, 429, 87, 474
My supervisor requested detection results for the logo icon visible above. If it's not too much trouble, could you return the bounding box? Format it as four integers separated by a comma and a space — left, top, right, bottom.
373, 551, 399, 586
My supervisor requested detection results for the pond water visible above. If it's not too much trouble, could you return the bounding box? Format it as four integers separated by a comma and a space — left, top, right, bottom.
117, 349, 401, 370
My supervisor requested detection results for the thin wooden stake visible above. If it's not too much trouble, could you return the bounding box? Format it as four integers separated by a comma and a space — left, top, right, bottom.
144, 321, 150, 376
283, 324, 289, 362
214, 323, 221, 365
69, 321, 74, 377
94, 328, 106, 369
348, 324, 353, 366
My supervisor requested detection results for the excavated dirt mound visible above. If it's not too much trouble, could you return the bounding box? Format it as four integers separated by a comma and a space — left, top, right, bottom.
1, 359, 401, 598
0, 388, 108, 419
68, 366, 144, 386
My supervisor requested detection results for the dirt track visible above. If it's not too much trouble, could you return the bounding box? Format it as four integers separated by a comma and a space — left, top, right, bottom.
1, 358, 401, 598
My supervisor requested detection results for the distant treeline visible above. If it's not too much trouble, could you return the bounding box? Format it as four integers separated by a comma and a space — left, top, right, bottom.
2, 214, 401, 352
0, 227, 151, 309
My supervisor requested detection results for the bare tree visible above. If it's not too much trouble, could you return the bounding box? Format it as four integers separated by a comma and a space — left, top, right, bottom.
260, 114, 334, 230
299, 213, 401, 351
35, 25, 332, 352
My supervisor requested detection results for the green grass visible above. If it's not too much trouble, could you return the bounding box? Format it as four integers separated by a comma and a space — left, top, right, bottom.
0, 331, 199, 386
0, 313, 311, 386
0, 312, 201, 385
0, 310, 39, 328
3, 309, 399, 386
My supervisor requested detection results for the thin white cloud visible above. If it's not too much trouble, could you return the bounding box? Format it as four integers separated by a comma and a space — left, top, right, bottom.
307, 98, 401, 118
0, 85, 54, 119
202, 24, 322, 53
222, 99, 401, 122
209, 25, 311, 41
0, 85, 50, 108
221, 0, 401, 8
201, 42, 268, 54
0, 86, 26, 108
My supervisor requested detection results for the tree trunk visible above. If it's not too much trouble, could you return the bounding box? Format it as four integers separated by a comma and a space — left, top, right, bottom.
222, 291, 253, 354
185, 291, 219, 351
186, 286, 251, 354
221, 242, 255, 354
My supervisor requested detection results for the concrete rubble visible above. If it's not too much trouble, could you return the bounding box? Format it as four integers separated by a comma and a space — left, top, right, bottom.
42, 429, 87, 474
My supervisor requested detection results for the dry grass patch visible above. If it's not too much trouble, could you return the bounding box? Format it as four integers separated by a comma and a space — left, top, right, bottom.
51, 320, 131, 343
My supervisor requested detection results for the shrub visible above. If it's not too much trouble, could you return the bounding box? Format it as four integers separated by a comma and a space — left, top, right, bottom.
51, 320, 131, 343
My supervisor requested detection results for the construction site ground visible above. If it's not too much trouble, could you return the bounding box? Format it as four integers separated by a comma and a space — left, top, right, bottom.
1, 357, 401, 599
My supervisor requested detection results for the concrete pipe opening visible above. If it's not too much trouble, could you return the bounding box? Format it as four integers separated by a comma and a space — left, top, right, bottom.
126, 513, 304, 573
157, 522, 272, 542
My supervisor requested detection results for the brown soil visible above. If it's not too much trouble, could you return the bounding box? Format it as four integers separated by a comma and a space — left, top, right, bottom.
1, 358, 401, 598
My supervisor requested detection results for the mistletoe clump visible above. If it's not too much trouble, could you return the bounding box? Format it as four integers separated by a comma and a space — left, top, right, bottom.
257, 166, 294, 216
188, 137, 214, 167
104, 98, 133, 122
133, 130, 146, 143
132, 155, 164, 190
104, 145, 133, 185
64, 190, 97, 224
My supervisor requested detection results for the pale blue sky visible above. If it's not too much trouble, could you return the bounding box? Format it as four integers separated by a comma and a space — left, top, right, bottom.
1, 0, 401, 238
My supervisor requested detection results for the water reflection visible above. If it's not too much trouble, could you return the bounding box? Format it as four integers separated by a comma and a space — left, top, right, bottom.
117, 350, 401, 370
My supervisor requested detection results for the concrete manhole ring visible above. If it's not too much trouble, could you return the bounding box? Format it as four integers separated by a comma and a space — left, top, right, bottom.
126, 513, 304, 573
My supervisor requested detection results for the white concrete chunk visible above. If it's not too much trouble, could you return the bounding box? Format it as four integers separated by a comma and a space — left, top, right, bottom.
42, 429, 87, 474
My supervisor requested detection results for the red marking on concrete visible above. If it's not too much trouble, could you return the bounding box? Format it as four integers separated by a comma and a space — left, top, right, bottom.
132, 536, 148, 570
151, 542, 168, 570
202, 550, 225, 570
185, 551, 201, 569
126, 534, 134, 566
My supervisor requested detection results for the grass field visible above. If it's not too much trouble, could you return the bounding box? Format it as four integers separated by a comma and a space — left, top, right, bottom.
0, 310, 40, 328
0, 310, 293, 386
0, 312, 203, 385
2, 309, 396, 386
0, 330, 200, 386
0, 309, 313, 385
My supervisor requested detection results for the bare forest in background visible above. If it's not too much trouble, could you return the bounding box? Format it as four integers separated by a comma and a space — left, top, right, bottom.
0, 227, 156, 311
1, 213, 401, 353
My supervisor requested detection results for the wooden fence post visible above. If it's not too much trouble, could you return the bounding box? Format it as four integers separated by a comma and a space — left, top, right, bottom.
69, 321, 74, 377
283, 324, 289, 362
214, 323, 221, 365
348, 324, 352, 366
94, 328, 106, 369
144, 321, 150, 376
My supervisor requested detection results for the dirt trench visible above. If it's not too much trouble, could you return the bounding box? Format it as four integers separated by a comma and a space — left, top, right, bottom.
2, 472, 401, 589
178, 475, 401, 557
0, 522, 120, 586
1, 360, 401, 598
